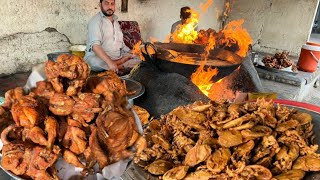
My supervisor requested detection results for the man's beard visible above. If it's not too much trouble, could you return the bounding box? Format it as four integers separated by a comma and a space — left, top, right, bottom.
102, 9, 114, 16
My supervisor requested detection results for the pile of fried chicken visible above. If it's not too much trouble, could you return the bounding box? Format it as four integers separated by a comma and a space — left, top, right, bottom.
0, 54, 146, 179
135, 98, 320, 180
262, 51, 298, 71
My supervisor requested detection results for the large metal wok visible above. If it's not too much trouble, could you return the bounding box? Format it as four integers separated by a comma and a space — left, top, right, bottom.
142, 42, 243, 82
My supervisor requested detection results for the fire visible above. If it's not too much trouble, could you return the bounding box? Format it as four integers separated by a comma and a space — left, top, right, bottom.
220, 19, 252, 57
170, 0, 215, 44
200, 0, 214, 13
171, 9, 200, 44
149, 37, 158, 43
131, 41, 145, 61
204, 33, 216, 57
191, 65, 218, 96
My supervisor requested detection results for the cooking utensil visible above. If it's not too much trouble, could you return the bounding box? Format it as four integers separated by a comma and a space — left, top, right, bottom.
142, 42, 243, 82
121, 77, 145, 103
121, 100, 320, 180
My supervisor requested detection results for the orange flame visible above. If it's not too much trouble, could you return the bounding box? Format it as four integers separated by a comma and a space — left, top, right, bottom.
200, 0, 214, 14
131, 41, 145, 61
221, 19, 252, 57
204, 33, 216, 56
171, 9, 200, 44
191, 65, 218, 96
149, 37, 158, 43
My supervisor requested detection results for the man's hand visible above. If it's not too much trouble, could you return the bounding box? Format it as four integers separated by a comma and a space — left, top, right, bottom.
93, 44, 119, 73
105, 60, 118, 73
115, 55, 133, 66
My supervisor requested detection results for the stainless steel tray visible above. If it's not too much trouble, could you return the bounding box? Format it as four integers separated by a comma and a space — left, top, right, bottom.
122, 77, 145, 101
121, 103, 320, 180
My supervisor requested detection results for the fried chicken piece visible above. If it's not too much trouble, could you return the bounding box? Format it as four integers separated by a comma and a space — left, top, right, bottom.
21, 116, 58, 149
67, 116, 83, 128
45, 54, 90, 96
45, 60, 63, 93
11, 95, 47, 128
31, 145, 60, 169
132, 105, 150, 125
26, 146, 60, 179
49, 93, 74, 116
23, 126, 47, 146
83, 147, 97, 170
63, 126, 87, 155
45, 116, 58, 149
72, 93, 102, 124
1, 143, 30, 175
86, 71, 127, 102
29, 168, 60, 180
89, 125, 109, 169
31, 81, 55, 101
0, 106, 14, 133
63, 149, 85, 168
2, 87, 24, 109
57, 117, 68, 142
1, 124, 24, 145
96, 108, 137, 163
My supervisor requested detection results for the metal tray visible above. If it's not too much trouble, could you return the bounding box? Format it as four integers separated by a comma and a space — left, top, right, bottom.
1, 101, 319, 180
122, 101, 320, 180
122, 77, 145, 101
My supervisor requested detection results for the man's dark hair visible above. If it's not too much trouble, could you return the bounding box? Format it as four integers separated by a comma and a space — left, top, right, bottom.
100, 0, 103, 3
180, 6, 191, 20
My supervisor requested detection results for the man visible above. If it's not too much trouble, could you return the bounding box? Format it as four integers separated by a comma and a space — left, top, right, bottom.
170, 6, 198, 35
84, 0, 140, 73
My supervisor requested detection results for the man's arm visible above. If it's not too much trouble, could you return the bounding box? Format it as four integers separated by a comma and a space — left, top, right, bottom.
92, 44, 118, 71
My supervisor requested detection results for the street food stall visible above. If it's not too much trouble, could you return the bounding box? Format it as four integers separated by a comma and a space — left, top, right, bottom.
1, 0, 320, 180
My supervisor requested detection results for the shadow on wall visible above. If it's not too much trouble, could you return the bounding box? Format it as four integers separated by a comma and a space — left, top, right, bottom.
137, 0, 149, 3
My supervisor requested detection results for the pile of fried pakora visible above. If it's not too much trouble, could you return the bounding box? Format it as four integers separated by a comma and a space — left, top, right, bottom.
135, 99, 320, 180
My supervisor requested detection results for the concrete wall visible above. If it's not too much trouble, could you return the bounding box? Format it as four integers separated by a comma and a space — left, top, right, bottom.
0, 0, 223, 76
228, 0, 319, 56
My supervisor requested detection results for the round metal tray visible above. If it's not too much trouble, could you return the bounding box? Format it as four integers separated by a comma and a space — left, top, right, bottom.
121, 77, 145, 101
121, 101, 320, 180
